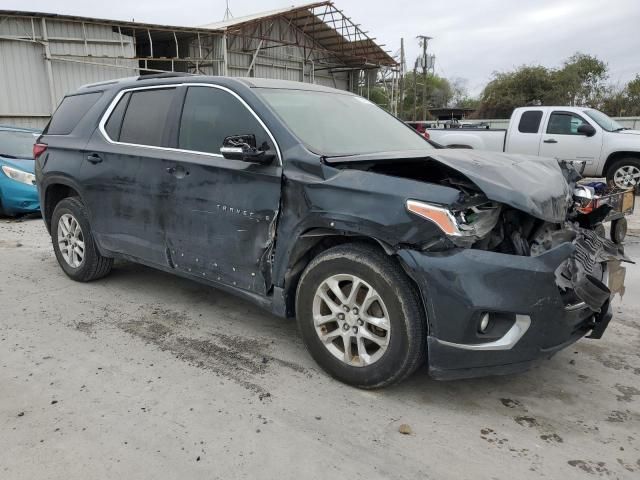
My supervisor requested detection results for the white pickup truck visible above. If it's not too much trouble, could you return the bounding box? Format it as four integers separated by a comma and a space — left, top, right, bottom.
427, 106, 640, 189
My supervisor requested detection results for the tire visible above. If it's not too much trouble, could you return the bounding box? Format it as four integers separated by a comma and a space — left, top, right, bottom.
610, 218, 627, 244
51, 197, 113, 281
606, 158, 640, 193
594, 223, 606, 238
295, 243, 426, 388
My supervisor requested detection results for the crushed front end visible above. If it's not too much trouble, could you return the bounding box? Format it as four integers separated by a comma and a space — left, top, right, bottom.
392, 156, 632, 380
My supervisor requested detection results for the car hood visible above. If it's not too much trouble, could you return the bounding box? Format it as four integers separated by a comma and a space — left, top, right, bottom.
618, 129, 640, 136
325, 149, 571, 223
0, 156, 35, 174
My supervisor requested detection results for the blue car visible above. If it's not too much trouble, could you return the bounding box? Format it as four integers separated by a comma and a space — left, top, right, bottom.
0, 125, 41, 216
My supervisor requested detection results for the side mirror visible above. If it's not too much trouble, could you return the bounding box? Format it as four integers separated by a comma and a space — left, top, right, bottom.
220, 134, 275, 165
577, 123, 596, 137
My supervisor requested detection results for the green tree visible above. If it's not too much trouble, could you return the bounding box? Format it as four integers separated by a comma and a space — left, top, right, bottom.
552, 53, 608, 106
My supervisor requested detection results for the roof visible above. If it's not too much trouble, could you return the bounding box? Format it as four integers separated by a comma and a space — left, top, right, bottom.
0, 10, 223, 34
201, 1, 396, 67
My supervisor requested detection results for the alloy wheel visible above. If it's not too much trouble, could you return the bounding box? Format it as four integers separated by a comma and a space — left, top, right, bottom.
57, 213, 85, 268
312, 274, 390, 367
613, 165, 640, 189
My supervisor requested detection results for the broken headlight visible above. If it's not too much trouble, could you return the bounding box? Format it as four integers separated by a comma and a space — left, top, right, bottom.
406, 199, 501, 243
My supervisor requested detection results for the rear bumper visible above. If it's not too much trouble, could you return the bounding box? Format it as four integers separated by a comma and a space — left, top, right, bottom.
0, 180, 40, 215
398, 243, 616, 380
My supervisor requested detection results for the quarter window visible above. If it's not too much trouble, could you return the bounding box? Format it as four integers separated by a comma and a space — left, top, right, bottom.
517, 110, 542, 133
178, 86, 270, 155
118, 88, 176, 147
547, 112, 589, 135
47, 92, 103, 135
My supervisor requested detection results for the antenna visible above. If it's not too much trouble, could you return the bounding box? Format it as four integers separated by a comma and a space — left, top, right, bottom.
223, 0, 233, 21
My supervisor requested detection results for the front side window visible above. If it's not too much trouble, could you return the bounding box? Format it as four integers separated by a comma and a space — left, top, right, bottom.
117, 88, 176, 147
546, 112, 590, 135
178, 87, 270, 155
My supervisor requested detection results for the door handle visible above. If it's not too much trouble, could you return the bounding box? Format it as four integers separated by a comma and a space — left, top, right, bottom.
543, 139, 558, 144
86, 153, 103, 164
166, 165, 189, 178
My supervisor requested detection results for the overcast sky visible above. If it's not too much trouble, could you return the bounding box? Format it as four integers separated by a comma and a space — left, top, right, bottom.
6, 0, 639, 95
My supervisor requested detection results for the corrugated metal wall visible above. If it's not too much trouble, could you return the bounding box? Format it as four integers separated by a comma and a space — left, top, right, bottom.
0, 14, 137, 128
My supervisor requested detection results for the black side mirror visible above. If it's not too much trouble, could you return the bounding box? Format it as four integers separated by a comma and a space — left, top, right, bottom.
220, 134, 275, 165
577, 123, 596, 137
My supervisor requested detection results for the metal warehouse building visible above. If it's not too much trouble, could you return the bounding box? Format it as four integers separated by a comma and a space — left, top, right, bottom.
0, 1, 396, 128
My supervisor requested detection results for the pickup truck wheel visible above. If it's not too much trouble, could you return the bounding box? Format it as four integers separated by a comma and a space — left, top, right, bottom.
296, 243, 426, 388
607, 158, 640, 192
51, 197, 113, 282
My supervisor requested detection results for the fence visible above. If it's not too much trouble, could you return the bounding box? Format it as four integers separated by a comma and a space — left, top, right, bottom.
474, 117, 640, 130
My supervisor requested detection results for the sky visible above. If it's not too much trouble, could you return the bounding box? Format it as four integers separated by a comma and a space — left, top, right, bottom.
5, 0, 639, 95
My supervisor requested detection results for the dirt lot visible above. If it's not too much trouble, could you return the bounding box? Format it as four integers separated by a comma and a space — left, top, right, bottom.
1, 213, 639, 480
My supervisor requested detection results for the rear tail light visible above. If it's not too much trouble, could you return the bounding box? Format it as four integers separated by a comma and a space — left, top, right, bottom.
33, 143, 47, 160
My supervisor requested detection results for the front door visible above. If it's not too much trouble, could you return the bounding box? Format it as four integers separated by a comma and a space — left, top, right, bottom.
539, 110, 603, 167
161, 85, 282, 295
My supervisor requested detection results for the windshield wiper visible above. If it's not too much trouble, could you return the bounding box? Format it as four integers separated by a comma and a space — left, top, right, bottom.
613, 127, 629, 132
0, 153, 18, 159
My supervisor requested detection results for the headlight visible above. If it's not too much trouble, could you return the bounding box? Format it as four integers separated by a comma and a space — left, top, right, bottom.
406, 199, 501, 242
1, 165, 36, 185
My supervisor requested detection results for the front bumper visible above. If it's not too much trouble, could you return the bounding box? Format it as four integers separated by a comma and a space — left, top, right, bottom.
0, 179, 40, 215
398, 242, 618, 380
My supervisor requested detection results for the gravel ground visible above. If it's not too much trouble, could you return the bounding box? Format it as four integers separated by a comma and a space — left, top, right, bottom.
1, 212, 639, 479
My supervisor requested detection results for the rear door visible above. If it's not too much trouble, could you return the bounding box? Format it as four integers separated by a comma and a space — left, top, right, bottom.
161, 85, 282, 294
538, 110, 603, 165
82, 86, 179, 264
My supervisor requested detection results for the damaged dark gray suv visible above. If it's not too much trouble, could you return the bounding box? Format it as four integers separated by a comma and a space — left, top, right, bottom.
35, 75, 629, 388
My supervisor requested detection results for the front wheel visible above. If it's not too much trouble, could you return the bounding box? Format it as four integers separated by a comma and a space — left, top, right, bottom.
295, 243, 426, 388
607, 158, 640, 192
51, 197, 113, 281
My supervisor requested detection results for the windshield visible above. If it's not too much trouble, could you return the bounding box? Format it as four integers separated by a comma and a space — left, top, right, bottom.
583, 109, 625, 132
0, 130, 38, 159
257, 89, 433, 157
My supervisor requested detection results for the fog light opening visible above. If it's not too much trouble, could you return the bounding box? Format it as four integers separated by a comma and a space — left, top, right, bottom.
478, 313, 490, 333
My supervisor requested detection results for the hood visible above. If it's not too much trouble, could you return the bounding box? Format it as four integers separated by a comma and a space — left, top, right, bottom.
325, 149, 571, 223
618, 129, 640, 136
0, 156, 35, 174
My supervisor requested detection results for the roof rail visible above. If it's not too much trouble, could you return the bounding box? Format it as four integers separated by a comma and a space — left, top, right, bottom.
136, 72, 194, 81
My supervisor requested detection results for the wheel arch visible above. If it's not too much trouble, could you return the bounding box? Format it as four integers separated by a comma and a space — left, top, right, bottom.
42, 178, 83, 232
279, 228, 424, 320
603, 151, 640, 178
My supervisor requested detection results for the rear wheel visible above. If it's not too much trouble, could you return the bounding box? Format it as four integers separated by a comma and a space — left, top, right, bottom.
295, 243, 426, 388
610, 218, 627, 244
607, 158, 640, 192
51, 197, 113, 281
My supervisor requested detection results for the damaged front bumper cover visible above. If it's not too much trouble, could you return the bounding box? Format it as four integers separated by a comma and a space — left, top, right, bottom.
398, 234, 626, 380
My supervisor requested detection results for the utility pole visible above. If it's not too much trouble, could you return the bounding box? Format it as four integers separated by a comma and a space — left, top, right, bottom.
417, 35, 432, 121
223, 0, 233, 20
412, 59, 418, 121
398, 38, 405, 119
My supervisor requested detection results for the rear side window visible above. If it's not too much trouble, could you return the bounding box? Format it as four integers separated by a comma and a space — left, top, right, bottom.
47, 92, 102, 135
518, 110, 543, 133
104, 92, 131, 141
118, 88, 176, 147
178, 86, 270, 155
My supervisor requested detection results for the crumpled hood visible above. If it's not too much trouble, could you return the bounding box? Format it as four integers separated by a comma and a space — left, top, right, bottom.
325, 149, 572, 223
425, 149, 571, 223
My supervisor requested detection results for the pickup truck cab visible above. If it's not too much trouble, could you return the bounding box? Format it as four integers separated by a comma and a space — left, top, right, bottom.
428, 106, 640, 189
35, 76, 628, 388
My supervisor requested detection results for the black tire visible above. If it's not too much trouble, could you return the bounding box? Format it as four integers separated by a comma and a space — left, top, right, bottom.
606, 157, 640, 193
295, 243, 426, 388
51, 197, 113, 281
610, 217, 627, 244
